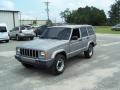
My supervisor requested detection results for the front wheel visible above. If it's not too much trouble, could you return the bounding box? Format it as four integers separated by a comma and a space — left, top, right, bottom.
50, 54, 65, 75
84, 44, 94, 58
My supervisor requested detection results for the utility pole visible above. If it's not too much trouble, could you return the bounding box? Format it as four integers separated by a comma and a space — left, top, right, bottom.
44, 1, 50, 21
19, 12, 21, 26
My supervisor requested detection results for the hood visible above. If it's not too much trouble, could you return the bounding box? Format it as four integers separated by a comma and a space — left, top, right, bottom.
18, 39, 68, 51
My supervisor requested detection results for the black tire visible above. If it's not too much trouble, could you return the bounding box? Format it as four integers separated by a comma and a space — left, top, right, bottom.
50, 54, 65, 75
16, 35, 20, 41
22, 63, 33, 68
84, 44, 94, 58
30, 37, 34, 40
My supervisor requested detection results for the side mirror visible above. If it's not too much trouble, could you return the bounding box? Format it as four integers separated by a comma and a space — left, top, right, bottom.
71, 36, 78, 40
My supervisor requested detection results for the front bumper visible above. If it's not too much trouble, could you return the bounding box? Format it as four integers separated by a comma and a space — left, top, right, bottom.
15, 55, 54, 68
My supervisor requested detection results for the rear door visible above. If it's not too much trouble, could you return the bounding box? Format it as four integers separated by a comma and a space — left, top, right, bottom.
10, 27, 19, 37
80, 27, 89, 48
87, 26, 96, 44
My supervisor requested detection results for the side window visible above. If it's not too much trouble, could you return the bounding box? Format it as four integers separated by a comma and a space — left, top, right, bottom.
14, 27, 19, 31
20, 26, 25, 30
71, 28, 80, 40
80, 27, 88, 37
87, 27, 95, 35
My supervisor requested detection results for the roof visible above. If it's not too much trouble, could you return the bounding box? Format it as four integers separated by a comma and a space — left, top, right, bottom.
0, 10, 20, 13
52, 25, 92, 28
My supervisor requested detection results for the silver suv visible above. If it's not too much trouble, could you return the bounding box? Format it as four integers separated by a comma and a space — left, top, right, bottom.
111, 24, 120, 31
15, 25, 97, 75
9, 25, 35, 40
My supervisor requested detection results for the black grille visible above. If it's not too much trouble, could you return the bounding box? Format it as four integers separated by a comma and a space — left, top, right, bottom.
20, 48, 39, 58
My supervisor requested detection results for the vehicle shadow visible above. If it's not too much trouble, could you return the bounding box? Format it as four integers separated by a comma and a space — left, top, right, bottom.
13, 53, 87, 77
12, 53, 90, 86
11, 38, 32, 41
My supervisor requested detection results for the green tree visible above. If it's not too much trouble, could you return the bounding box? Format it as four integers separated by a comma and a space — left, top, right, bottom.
109, 0, 120, 25
60, 8, 71, 23
60, 6, 107, 26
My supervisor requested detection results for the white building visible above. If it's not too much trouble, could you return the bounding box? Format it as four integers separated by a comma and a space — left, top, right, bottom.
0, 10, 20, 30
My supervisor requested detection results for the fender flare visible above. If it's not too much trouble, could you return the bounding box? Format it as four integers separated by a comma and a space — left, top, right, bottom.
87, 41, 94, 48
51, 49, 66, 59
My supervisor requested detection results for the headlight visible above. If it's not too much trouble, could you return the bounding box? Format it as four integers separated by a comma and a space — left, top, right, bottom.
38, 51, 48, 59
16, 48, 20, 54
41, 51, 45, 56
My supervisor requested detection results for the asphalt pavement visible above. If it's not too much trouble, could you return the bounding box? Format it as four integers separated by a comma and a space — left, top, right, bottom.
0, 34, 120, 90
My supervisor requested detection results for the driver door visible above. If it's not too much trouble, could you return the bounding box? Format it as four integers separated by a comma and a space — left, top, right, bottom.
69, 28, 83, 57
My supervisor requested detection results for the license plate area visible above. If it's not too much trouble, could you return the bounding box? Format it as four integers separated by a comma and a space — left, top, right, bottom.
22, 57, 35, 63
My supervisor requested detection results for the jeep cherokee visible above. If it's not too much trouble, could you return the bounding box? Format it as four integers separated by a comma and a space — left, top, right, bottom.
15, 25, 97, 75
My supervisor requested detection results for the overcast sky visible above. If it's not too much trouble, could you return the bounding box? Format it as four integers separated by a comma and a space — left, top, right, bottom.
0, 0, 115, 22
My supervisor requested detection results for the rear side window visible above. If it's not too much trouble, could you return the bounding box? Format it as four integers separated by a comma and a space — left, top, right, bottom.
87, 27, 95, 35
0, 27, 7, 32
80, 27, 88, 37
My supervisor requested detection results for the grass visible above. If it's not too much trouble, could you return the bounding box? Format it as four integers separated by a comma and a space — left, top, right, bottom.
94, 26, 120, 34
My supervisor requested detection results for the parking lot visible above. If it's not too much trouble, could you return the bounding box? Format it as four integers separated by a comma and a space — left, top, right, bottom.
0, 34, 120, 90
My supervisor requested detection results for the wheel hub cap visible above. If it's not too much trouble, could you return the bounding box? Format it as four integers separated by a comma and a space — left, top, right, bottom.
56, 59, 64, 72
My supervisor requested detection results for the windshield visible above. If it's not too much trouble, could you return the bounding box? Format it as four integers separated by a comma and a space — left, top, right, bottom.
20, 26, 32, 30
25, 26, 32, 30
0, 27, 7, 32
41, 27, 71, 40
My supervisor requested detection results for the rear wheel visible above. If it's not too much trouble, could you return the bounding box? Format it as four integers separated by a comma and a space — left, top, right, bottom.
84, 44, 94, 58
22, 63, 33, 68
50, 54, 65, 75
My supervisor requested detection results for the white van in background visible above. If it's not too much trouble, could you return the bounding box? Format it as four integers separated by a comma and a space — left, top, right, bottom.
0, 24, 9, 43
